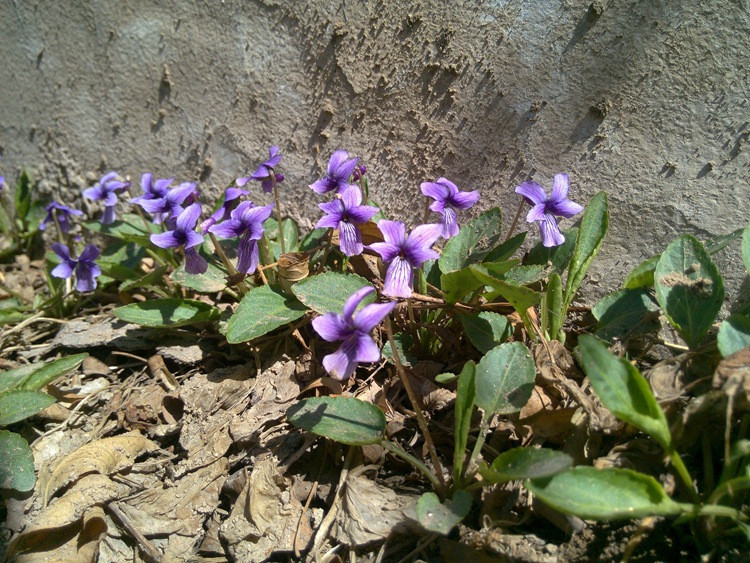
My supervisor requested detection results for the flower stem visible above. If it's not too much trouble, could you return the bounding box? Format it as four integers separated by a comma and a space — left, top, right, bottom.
270, 172, 286, 255
381, 439, 441, 491
51, 208, 65, 245
384, 316, 446, 493
504, 196, 525, 242
669, 446, 701, 504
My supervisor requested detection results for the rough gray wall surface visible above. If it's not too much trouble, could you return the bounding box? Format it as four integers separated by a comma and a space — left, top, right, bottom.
1, 0, 748, 305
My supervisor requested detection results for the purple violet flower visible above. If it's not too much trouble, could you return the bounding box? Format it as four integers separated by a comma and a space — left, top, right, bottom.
316, 185, 378, 256
40, 201, 83, 233
200, 187, 250, 234
137, 182, 198, 225
83, 171, 130, 224
51, 243, 101, 292
420, 178, 479, 239
515, 173, 584, 247
209, 201, 274, 274
309, 149, 359, 194
130, 173, 173, 207
236, 146, 283, 194
0, 177, 4, 193
311, 286, 396, 380
368, 220, 442, 299
150, 203, 208, 274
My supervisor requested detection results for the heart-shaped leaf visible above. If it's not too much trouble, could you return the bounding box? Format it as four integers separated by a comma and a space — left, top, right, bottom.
718, 314, 750, 358
292, 272, 373, 314
475, 342, 536, 416
438, 208, 504, 273
461, 312, 511, 354
416, 490, 472, 534
226, 284, 306, 343
654, 235, 724, 349
286, 397, 386, 445
592, 288, 660, 342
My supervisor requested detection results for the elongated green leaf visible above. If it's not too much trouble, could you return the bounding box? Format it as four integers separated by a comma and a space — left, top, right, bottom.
495, 264, 546, 287
578, 334, 671, 449
471, 265, 541, 333
453, 361, 476, 482
114, 298, 220, 328
292, 272, 373, 314
98, 241, 146, 270
14, 170, 31, 222
82, 213, 152, 245
461, 312, 511, 354
527, 467, 684, 520
120, 264, 170, 292
0, 430, 35, 492
481, 447, 572, 483
19, 353, 87, 391
592, 288, 660, 342
227, 284, 306, 343
542, 272, 564, 341
743, 222, 750, 273
0, 390, 55, 425
0, 363, 43, 393
705, 227, 745, 255
475, 342, 536, 416
286, 397, 386, 445
526, 227, 578, 273
439, 208, 504, 273
440, 267, 485, 304
484, 232, 527, 263
382, 332, 417, 367
564, 192, 608, 306
416, 490, 472, 534
654, 235, 724, 349
717, 314, 750, 358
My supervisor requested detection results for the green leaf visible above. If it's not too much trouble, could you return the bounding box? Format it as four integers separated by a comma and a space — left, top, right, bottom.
592, 288, 660, 342
291, 272, 373, 314
475, 342, 536, 416
743, 222, 750, 273
227, 284, 306, 343
120, 264, 170, 292
19, 353, 87, 391
438, 208, 504, 273
623, 255, 660, 290
527, 467, 684, 520
481, 447, 572, 483
170, 260, 227, 293
416, 490, 472, 535
266, 218, 300, 258
286, 396, 386, 445
461, 312, 511, 354
578, 334, 671, 449
470, 265, 542, 333
82, 213, 152, 245
564, 192, 608, 306
0, 430, 36, 492
498, 264, 546, 287
717, 314, 750, 358
484, 232, 527, 263
14, 170, 32, 222
440, 267, 485, 304
0, 363, 43, 393
0, 390, 56, 425
453, 361, 476, 482
382, 332, 417, 367
541, 272, 564, 341
705, 227, 745, 255
435, 372, 458, 385
98, 241, 146, 270
526, 227, 578, 273
114, 298, 220, 328
299, 227, 329, 252
654, 235, 724, 349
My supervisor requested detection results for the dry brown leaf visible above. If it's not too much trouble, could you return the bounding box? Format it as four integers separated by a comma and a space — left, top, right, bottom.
713, 346, 750, 411
9, 474, 129, 558
42, 433, 157, 505
220, 455, 310, 561
331, 471, 417, 546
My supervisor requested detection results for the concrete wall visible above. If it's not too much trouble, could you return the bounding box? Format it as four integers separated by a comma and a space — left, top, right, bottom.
1, 0, 748, 305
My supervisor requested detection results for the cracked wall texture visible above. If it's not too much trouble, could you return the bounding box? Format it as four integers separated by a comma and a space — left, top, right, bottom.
0, 0, 748, 306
